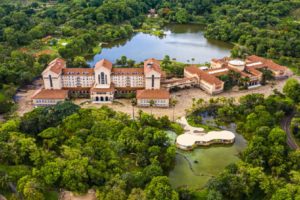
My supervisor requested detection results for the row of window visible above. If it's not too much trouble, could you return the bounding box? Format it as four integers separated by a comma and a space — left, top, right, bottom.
112, 76, 144, 80
35, 99, 60, 104
63, 83, 93, 87
93, 92, 113, 95
112, 72, 143, 75
62, 76, 94, 80
140, 99, 167, 104
64, 72, 94, 75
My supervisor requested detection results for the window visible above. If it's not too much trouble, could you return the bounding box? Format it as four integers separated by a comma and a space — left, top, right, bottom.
49, 75, 53, 88
152, 75, 155, 88
100, 72, 105, 84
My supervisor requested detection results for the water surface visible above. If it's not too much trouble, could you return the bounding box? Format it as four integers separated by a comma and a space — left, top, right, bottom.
167, 124, 247, 189
88, 24, 233, 66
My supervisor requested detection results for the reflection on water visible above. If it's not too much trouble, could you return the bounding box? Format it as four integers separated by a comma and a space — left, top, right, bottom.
88, 24, 233, 66
167, 123, 247, 189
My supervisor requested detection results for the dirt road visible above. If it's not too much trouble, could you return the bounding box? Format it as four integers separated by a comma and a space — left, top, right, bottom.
281, 113, 300, 150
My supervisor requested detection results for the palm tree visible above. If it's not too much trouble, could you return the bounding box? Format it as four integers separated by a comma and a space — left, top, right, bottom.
131, 98, 137, 120
149, 99, 155, 115
170, 98, 178, 122
191, 58, 195, 64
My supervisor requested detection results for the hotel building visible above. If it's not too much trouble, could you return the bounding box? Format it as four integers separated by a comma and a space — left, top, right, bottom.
183, 55, 291, 94
32, 55, 291, 107
32, 58, 170, 107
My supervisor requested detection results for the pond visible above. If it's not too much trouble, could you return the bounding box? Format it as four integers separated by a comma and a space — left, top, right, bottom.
167, 123, 247, 189
88, 24, 233, 66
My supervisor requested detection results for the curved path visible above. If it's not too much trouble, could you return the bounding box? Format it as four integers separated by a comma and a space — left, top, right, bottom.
281, 113, 299, 150
176, 152, 214, 178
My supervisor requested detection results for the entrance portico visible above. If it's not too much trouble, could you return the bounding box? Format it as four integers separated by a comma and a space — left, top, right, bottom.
90, 84, 115, 103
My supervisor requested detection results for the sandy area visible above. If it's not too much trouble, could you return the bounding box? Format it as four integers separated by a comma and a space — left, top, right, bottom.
80, 77, 300, 120
15, 79, 43, 116
15, 76, 300, 119
59, 190, 96, 200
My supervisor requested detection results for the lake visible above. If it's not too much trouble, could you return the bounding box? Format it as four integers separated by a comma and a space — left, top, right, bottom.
167, 123, 247, 189
88, 24, 233, 66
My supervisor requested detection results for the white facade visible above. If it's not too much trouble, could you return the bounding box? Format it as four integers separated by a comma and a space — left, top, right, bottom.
137, 99, 169, 107
111, 75, 145, 88
43, 70, 63, 89
62, 75, 94, 88
145, 70, 161, 89
94, 67, 111, 89
33, 98, 65, 106
37, 58, 170, 106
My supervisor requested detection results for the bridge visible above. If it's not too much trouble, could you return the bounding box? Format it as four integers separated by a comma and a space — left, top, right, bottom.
161, 77, 198, 91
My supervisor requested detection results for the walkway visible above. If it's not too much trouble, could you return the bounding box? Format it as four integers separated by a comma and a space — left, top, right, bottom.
175, 117, 235, 150
177, 116, 205, 134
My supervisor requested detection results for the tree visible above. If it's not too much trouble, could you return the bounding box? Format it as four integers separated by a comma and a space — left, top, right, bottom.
0, 92, 13, 114
170, 98, 178, 122
283, 78, 300, 103
17, 176, 45, 200
175, 8, 189, 24
260, 68, 274, 85
128, 188, 146, 200
149, 100, 155, 115
131, 98, 137, 120
61, 158, 89, 192
145, 176, 179, 200
20, 101, 79, 135
39, 161, 62, 185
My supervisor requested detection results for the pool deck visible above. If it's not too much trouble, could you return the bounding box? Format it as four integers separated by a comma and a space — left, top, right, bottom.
176, 117, 235, 150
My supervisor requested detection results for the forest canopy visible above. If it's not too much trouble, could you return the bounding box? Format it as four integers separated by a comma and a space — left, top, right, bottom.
0, 0, 299, 115
0, 103, 179, 199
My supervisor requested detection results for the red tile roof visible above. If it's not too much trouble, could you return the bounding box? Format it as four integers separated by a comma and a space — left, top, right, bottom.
136, 89, 170, 99
112, 67, 144, 75
246, 55, 288, 72
115, 87, 144, 91
62, 68, 94, 76
211, 57, 230, 66
206, 67, 229, 77
62, 87, 91, 91
95, 59, 113, 71
144, 58, 163, 74
32, 89, 68, 99
185, 66, 223, 86
247, 67, 262, 76
90, 84, 115, 93
45, 58, 66, 74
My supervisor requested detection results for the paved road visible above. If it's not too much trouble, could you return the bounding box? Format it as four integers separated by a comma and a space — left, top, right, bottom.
281, 113, 299, 150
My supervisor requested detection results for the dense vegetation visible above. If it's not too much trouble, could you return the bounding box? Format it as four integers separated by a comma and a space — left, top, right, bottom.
0, 0, 299, 115
183, 78, 300, 199
204, 0, 300, 71
0, 102, 180, 199
1, 1, 300, 198
0, 0, 149, 115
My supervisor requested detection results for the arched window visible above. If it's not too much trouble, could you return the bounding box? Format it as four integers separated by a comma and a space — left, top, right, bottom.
101, 72, 105, 84
49, 75, 53, 88
152, 75, 155, 88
